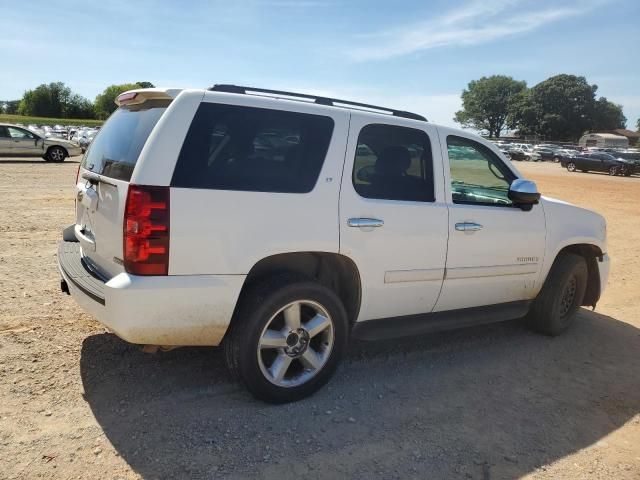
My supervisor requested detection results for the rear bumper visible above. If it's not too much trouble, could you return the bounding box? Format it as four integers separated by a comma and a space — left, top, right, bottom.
58, 241, 245, 346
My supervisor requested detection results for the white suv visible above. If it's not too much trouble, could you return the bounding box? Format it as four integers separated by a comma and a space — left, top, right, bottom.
58, 85, 610, 403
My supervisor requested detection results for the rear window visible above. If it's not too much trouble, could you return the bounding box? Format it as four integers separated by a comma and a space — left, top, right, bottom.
171, 103, 334, 193
81, 100, 169, 181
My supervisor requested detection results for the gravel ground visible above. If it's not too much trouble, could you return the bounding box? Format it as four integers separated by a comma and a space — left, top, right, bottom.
0, 158, 638, 479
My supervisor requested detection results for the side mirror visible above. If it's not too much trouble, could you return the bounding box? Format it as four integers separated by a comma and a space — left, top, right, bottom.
508, 179, 540, 211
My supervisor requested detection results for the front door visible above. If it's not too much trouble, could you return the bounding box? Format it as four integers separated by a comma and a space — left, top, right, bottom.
435, 130, 546, 312
339, 115, 449, 322
7, 127, 42, 155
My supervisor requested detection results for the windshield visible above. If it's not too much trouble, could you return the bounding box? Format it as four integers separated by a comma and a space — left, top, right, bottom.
82, 99, 169, 181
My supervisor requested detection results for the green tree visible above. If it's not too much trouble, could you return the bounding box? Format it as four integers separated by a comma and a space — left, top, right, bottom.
454, 75, 527, 138
592, 97, 626, 131
17, 82, 94, 119
19, 82, 69, 117
510, 74, 605, 140
0, 100, 20, 114
94, 81, 155, 119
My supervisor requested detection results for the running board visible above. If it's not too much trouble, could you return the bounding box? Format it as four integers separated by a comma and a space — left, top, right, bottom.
351, 301, 531, 341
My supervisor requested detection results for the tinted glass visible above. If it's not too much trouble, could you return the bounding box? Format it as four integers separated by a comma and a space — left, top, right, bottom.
172, 103, 334, 193
352, 124, 434, 202
447, 135, 515, 206
0, 127, 9, 138
81, 100, 169, 181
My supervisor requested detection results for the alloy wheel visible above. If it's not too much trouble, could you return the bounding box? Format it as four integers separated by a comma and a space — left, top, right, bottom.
257, 300, 334, 388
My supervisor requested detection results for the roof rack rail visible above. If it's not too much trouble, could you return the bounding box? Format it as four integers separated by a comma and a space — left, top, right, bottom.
209, 84, 427, 122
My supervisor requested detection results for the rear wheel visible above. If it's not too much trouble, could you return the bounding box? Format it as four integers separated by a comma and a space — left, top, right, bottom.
46, 146, 66, 162
608, 166, 618, 176
553, 156, 560, 163
566, 162, 576, 172
527, 253, 588, 336
224, 275, 348, 403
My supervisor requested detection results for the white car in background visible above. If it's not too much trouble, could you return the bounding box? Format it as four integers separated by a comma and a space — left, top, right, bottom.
71, 128, 98, 152
0, 123, 82, 161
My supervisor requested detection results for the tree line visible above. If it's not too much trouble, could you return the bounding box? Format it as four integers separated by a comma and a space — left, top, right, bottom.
0, 81, 155, 120
454, 74, 631, 140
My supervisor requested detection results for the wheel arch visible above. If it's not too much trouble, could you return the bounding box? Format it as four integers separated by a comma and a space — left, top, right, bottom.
551, 243, 603, 308
235, 252, 362, 326
46, 144, 68, 158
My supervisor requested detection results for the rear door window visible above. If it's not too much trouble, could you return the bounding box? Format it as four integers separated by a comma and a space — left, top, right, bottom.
171, 103, 334, 193
81, 99, 169, 181
352, 124, 434, 202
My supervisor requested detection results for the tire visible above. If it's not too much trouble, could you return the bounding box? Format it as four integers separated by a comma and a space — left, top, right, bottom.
527, 253, 588, 336
566, 162, 576, 172
608, 166, 618, 176
46, 146, 66, 162
553, 156, 560, 163
223, 275, 349, 403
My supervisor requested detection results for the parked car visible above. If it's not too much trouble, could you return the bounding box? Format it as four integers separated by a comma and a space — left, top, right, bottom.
71, 128, 98, 152
534, 147, 563, 162
561, 152, 636, 176
508, 147, 541, 161
58, 86, 610, 403
0, 123, 82, 161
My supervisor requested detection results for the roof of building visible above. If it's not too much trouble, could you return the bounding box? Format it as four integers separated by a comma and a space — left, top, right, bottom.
581, 133, 628, 139
606, 129, 640, 138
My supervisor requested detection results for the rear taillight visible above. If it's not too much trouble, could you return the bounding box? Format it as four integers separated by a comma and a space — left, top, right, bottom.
123, 185, 170, 275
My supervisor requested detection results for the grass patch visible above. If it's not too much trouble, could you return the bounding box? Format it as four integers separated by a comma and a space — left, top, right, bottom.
0, 114, 103, 127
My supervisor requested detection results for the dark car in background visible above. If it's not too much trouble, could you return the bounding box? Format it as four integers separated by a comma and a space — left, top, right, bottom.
535, 147, 563, 162
561, 152, 636, 176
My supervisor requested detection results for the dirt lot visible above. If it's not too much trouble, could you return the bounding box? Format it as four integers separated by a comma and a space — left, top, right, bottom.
0, 158, 638, 479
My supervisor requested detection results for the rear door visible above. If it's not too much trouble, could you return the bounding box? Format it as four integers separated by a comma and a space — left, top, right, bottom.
75, 98, 172, 278
339, 115, 448, 321
167, 94, 348, 275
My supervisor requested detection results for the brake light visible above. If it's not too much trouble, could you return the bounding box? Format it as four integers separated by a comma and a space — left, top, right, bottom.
117, 92, 138, 104
123, 185, 170, 275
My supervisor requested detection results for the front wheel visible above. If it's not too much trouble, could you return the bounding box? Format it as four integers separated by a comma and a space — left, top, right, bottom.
527, 253, 588, 336
224, 276, 348, 403
566, 162, 576, 172
608, 166, 618, 176
46, 146, 66, 162
553, 156, 560, 163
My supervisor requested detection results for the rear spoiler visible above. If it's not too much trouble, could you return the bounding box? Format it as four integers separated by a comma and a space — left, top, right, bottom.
115, 88, 182, 107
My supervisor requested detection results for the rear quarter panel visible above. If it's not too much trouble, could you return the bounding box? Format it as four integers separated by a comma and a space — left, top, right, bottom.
168, 93, 350, 275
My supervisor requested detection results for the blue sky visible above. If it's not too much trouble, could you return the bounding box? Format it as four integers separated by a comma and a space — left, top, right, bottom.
1, 0, 639, 128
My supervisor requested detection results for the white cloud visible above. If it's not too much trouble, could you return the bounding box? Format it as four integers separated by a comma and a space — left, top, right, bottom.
350, 0, 607, 61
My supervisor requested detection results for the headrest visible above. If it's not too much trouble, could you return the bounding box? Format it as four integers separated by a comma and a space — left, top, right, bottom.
375, 145, 411, 176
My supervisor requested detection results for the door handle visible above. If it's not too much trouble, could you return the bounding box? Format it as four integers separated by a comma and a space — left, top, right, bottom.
455, 222, 483, 232
348, 218, 384, 228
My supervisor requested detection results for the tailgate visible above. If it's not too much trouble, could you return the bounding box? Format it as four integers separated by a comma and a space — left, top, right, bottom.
75, 98, 170, 278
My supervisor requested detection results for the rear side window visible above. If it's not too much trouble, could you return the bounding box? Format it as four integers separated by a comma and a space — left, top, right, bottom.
82, 100, 169, 181
352, 124, 434, 202
172, 103, 334, 193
